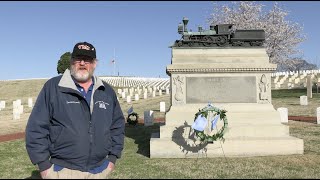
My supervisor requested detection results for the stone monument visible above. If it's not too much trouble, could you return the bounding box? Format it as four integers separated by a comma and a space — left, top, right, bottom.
150, 18, 303, 158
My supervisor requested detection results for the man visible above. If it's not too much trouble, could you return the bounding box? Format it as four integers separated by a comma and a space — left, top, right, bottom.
26, 42, 125, 179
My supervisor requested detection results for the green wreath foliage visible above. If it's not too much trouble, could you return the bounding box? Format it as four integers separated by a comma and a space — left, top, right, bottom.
193, 105, 228, 143
127, 112, 139, 126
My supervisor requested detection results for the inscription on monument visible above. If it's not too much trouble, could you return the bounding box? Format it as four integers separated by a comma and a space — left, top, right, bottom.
186, 77, 256, 103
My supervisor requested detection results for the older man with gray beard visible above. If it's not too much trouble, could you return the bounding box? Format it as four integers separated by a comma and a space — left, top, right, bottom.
26, 42, 125, 179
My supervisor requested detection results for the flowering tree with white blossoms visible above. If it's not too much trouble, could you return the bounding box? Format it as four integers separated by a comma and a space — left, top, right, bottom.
207, 1, 314, 71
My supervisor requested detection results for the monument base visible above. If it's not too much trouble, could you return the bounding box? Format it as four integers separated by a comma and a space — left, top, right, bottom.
150, 103, 304, 158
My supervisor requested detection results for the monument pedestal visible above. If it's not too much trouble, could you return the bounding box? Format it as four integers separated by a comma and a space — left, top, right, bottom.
150, 47, 304, 158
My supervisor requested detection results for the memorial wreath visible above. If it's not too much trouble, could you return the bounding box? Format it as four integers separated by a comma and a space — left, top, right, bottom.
127, 112, 139, 126
192, 103, 228, 143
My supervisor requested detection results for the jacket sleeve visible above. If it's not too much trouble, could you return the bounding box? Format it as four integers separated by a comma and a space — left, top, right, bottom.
25, 83, 52, 172
107, 91, 125, 164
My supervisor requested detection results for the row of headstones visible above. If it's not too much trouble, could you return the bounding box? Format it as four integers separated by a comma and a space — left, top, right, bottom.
121, 90, 169, 103
119, 89, 170, 103
273, 73, 310, 84
135, 102, 166, 127
101, 76, 170, 89
0, 98, 33, 120
108, 81, 168, 89
271, 69, 320, 77
116, 80, 168, 89
273, 73, 318, 89
277, 107, 320, 124
118, 86, 169, 95
275, 77, 315, 99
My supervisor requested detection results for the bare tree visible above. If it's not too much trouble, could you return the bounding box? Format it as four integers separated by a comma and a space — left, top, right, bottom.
207, 1, 308, 70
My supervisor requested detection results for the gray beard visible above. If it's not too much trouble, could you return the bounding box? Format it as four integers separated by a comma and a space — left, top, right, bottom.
70, 66, 94, 83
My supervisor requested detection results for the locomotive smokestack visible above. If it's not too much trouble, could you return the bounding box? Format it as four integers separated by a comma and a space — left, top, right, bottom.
182, 17, 189, 32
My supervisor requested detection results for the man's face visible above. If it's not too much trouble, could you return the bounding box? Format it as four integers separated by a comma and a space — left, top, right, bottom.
70, 55, 97, 83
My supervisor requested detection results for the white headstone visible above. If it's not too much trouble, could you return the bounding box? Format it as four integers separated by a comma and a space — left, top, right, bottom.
166, 88, 169, 95
134, 94, 139, 101
28, 98, 33, 108
126, 96, 131, 103
143, 92, 148, 99
144, 110, 154, 126
19, 105, 24, 114
12, 108, 20, 120
158, 90, 162, 96
152, 91, 156, 97
277, 107, 288, 123
13, 101, 19, 109
118, 89, 122, 94
317, 107, 320, 124
0, 101, 5, 109
300, 96, 308, 105
121, 92, 126, 99
160, 102, 165, 112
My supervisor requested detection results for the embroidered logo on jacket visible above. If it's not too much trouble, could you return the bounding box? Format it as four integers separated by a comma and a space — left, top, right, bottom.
95, 101, 109, 109
66, 101, 80, 104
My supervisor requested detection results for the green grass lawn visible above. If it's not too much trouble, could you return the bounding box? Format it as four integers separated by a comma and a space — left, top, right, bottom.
272, 89, 320, 117
1, 121, 320, 179
1, 79, 320, 178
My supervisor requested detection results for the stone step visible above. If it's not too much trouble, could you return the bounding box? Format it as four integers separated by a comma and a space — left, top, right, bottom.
150, 136, 303, 158
165, 111, 282, 126
159, 124, 289, 138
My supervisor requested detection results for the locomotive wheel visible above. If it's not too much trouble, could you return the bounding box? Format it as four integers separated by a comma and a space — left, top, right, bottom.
202, 36, 213, 46
250, 41, 263, 46
232, 41, 243, 46
217, 36, 228, 46
188, 42, 194, 47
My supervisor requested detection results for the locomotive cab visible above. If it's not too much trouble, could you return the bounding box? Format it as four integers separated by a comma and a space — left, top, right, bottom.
214, 24, 233, 34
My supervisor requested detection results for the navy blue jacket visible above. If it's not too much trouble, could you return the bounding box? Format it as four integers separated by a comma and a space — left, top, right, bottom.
25, 69, 125, 172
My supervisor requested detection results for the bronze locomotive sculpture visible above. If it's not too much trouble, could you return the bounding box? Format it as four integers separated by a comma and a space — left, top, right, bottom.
173, 17, 265, 47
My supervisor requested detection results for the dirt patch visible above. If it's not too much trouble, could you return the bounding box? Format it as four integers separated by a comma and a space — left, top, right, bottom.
289, 116, 317, 123
0, 132, 25, 142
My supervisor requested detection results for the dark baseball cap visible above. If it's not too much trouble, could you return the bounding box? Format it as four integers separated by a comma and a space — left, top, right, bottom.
71, 42, 96, 59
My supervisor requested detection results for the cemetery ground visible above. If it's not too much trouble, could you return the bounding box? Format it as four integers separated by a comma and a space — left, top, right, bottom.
0, 80, 320, 178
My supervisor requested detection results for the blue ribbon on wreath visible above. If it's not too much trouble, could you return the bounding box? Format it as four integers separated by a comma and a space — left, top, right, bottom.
192, 114, 207, 131
210, 114, 220, 131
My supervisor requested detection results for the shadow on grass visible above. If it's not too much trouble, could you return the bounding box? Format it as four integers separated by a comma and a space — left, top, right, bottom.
172, 121, 208, 155
25, 170, 41, 179
124, 122, 161, 158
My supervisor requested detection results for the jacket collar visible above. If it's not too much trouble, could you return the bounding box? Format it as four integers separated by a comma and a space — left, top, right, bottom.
58, 69, 105, 92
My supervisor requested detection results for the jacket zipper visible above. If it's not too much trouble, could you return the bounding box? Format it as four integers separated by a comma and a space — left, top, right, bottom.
85, 98, 93, 171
